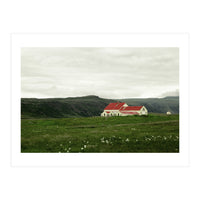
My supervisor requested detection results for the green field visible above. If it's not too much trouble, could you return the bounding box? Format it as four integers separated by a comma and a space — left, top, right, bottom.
21, 114, 179, 153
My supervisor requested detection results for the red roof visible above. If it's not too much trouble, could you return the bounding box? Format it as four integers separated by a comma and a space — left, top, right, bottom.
115, 102, 126, 109
121, 106, 143, 111
120, 111, 139, 115
104, 102, 125, 110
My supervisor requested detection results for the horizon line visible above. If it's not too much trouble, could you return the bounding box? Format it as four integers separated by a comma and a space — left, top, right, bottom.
21, 94, 179, 99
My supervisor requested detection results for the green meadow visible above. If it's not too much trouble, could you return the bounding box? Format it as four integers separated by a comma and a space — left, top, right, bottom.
21, 114, 179, 153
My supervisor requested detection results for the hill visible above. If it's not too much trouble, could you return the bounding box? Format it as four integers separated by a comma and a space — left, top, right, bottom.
21, 95, 179, 118
117, 96, 179, 114
21, 95, 115, 118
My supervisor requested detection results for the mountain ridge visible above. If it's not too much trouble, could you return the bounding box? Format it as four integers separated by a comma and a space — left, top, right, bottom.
21, 95, 179, 118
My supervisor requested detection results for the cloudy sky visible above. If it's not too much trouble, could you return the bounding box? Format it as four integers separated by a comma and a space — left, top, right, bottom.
21, 47, 179, 99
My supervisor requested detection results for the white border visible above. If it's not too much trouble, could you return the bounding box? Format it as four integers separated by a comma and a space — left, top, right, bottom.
11, 33, 189, 167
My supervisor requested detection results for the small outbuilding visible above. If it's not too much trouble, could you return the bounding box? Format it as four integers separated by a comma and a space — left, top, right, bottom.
166, 111, 171, 115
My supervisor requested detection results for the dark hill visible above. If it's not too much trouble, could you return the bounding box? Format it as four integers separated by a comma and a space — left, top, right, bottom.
21, 95, 179, 118
116, 96, 179, 114
21, 95, 116, 118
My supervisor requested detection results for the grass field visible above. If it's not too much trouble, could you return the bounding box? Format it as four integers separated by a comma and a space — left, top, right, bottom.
21, 114, 179, 153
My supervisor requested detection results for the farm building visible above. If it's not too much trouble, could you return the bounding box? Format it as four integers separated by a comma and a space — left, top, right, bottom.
101, 102, 148, 117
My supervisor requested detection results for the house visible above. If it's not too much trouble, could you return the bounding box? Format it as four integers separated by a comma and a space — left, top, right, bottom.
166, 111, 171, 115
101, 102, 148, 117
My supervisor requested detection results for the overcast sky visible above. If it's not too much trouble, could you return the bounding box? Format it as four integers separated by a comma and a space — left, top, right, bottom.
21, 47, 179, 99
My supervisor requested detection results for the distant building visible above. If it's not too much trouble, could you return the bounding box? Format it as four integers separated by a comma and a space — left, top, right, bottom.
101, 102, 148, 117
166, 111, 171, 115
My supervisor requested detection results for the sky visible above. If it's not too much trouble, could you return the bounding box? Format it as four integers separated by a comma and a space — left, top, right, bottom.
21, 47, 179, 99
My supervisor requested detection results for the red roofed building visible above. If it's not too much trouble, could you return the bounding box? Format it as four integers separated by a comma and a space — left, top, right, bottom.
101, 103, 148, 116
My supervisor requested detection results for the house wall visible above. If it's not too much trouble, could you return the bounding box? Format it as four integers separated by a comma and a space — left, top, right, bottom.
140, 106, 148, 115
101, 110, 121, 117
120, 111, 140, 116
136, 107, 147, 115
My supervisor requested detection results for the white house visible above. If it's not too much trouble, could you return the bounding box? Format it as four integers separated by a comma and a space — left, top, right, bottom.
101, 102, 148, 117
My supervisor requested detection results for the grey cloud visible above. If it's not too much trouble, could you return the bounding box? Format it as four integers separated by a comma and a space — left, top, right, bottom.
21, 47, 179, 98
159, 89, 179, 98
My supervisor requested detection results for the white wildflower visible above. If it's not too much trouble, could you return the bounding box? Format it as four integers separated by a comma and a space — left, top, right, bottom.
125, 138, 129, 142
101, 137, 105, 143
84, 145, 87, 148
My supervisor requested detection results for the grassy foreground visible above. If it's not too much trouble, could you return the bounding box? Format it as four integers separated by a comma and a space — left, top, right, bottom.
21, 114, 179, 153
